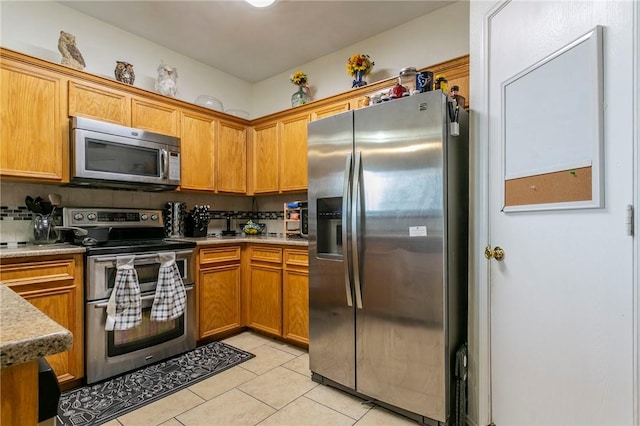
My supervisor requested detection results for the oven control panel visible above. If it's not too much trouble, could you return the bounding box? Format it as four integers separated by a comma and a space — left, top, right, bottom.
62, 208, 163, 228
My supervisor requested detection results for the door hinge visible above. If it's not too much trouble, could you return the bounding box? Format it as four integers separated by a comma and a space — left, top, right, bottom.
626, 205, 634, 236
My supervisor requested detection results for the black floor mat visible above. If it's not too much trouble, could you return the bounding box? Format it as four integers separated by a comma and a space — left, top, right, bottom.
57, 341, 254, 425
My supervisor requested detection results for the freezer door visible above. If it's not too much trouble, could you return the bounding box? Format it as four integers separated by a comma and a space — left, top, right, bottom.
354, 91, 448, 421
307, 111, 356, 389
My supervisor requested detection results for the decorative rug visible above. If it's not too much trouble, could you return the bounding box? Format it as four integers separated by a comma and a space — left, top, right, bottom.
57, 341, 254, 426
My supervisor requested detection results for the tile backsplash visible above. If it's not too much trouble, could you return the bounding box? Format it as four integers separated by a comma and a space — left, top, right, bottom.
0, 182, 306, 245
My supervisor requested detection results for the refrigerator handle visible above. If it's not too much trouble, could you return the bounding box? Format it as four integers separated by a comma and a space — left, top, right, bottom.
342, 153, 353, 307
352, 151, 363, 309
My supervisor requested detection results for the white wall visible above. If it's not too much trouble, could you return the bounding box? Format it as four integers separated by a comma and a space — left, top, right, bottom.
252, 1, 469, 117
0, 1, 469, 119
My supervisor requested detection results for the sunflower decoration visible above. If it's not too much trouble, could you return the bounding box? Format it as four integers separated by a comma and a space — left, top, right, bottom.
290, 71, 312, 105
346, 53, 374, 77
290, 71, 308, 86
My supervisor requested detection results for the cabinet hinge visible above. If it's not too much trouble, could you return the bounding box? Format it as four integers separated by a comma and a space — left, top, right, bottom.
626, 205, 634, 236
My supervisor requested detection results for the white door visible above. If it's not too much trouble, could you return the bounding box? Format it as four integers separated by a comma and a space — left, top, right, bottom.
485, 1, 635, 424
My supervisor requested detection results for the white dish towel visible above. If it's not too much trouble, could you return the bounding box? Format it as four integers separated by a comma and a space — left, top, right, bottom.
151, 252, 187, 321
105, 255, 142, 331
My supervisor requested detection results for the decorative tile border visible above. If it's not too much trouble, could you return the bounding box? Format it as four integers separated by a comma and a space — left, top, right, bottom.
0, 207, 285, 221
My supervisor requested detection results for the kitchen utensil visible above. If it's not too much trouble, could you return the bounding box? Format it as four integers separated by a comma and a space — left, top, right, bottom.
31, 214, 58, 244
25, 196, 40, 213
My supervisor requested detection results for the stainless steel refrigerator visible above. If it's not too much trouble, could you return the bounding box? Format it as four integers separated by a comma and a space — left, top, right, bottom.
308, 90, 468, 425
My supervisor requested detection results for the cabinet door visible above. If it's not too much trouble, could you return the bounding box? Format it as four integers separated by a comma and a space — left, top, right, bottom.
198, 264, 242, 339
283, 249, 309, 345
217, 120, 247, 193
0, 256, 84, 384
0, 62, 66, 182
181, 111, 215, 191
248, 264, 282, 337
247, 246, 283, 336
131, 97, 179, 136
279, 113, 309, 192
68, 80, 131, 125
252, 122, 279, 194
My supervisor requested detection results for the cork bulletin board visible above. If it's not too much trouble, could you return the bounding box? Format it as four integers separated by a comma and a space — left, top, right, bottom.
501, 26, 603, 212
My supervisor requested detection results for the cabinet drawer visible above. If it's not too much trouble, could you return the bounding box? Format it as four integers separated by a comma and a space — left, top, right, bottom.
284, 249, 308, 267
249, 246, 282, 263
199, 246, 241, 265
0, 259, 77, 295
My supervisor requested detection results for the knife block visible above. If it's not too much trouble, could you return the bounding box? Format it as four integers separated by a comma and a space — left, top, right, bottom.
185, 214, 207, 237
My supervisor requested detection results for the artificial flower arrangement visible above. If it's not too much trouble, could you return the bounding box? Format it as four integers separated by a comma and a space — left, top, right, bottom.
290, 71, 308, 86
346, 53, 374, 77
290, 70, 312, 105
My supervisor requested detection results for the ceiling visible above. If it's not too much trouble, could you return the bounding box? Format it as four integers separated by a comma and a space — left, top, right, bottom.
58, 1, 456, 83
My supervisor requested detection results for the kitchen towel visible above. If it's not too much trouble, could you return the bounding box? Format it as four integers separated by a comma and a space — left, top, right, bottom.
105, 255, 142, 331
151, 252, 187, 321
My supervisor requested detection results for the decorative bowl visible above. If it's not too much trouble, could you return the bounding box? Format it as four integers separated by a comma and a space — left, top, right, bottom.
195, 95, 223, 111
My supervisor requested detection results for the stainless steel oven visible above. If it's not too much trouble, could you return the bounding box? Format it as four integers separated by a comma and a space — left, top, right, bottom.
85, 249, 195, 384
59, 207, 197, 384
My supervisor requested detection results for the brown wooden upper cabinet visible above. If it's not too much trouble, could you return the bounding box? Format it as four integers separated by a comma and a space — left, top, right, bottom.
0, 48, 468, 193
249, 112, 309, 194
217, 119, 247, 194
279, 112, 309, 192
180, 110, 216, 191
252, 121, 280, 194
1, 57, 68, 182
68, 79, 131, 126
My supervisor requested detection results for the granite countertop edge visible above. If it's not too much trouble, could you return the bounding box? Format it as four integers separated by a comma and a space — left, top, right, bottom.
0, 244, 86, 259
0, 285, 73, 368
172, 236, 309, 247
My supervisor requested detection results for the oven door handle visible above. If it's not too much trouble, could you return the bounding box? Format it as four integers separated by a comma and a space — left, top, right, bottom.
93, 250, 193, 264
92, 284, 194, 309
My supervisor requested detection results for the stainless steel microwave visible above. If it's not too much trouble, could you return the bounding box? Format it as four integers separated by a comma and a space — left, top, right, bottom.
70, 117, 181, 191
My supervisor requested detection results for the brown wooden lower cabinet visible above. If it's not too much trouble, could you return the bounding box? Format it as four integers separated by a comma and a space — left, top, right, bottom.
247, 246, 283, 337
283, 249, 309, 345
197, 246, 243, 339
0, 254, 84, 385
245, 245, 309, 346
195, 244, 309, 346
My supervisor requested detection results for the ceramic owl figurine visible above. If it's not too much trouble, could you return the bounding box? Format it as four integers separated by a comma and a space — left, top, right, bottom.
115, 61, 135, 85
155, 61, 178, 98
58, 30, 86, 70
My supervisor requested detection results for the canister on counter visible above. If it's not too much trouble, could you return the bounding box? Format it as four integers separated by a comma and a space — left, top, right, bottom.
416, 71, 433, 92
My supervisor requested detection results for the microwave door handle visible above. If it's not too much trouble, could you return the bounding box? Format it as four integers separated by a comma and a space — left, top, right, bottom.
160, 149, 168, 179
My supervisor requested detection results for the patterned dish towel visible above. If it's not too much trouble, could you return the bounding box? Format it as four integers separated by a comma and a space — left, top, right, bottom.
105, 255, 142, 331
151, 252, 187, 321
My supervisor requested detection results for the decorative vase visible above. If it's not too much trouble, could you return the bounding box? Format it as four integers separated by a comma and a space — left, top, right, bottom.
352, 70, 368, 88
291, 85, 310, 107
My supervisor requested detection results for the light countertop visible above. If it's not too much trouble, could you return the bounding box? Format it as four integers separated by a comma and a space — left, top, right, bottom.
175, 235, 308, 247
0, 285, 73, 368
0, 243, 85, 259
0, 237, 307, 259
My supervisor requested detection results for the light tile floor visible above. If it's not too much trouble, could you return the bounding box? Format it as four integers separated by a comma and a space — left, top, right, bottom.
100, 331, 418, 426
